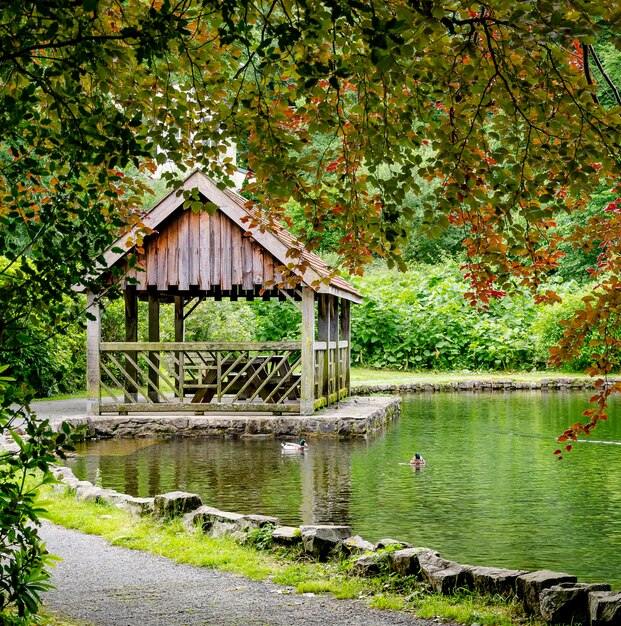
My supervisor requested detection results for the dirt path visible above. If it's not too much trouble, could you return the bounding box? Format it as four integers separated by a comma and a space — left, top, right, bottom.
41, 523, 454, 626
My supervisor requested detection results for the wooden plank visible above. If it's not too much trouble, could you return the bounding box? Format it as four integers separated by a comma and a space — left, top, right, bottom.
220, 214, 232, 290
137, 254, 147, 290
146, 235, 158, 287
231, 224, 243, 285
241, 235, 253, 289
198, 210, 211, 290
167, 216, 179, 286
188, 211, 200, 287
210, 211, 221, 287
148, 294, 160, 402
86, 292, 101, 416
102, 402, 300, 414
157, 226, 168, 291
124, 286, 138, 402
263, 253, 274, 285
300, 288, 315, 415
101, 341, 302, 351
178, 209, 190, 291
252, 244, 264, 285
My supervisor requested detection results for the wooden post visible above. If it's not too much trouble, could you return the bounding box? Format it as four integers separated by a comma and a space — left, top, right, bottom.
300, 288, 315, 415
124, 286, 138, 402
340, 299, 351, 395
317, 294, 330, 404
329, 296, 339, 403
86, 291, 101, 416
148, 294, 160, 402
174, 296, 184, 400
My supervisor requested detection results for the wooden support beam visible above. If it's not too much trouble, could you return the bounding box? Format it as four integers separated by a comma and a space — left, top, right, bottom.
329, 295, 339, 403
148, 294, 160, 402
317, 293, 330, 404
124, 286, 138, 402
300, 288, 315, 415
340, 299, 351, 394
86, 292, 101, 416
174, 296, 184, 400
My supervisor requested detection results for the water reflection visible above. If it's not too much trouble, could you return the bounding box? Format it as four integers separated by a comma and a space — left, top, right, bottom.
67, 391, 621, 587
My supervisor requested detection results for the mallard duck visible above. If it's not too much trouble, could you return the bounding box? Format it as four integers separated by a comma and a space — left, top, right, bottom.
281, 439, 307, 451
409, 452, 426, 467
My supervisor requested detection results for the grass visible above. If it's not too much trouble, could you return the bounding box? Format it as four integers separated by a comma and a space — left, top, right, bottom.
0, 608, 87, 626
38, 487, 544, 626
350, 367, 589, 385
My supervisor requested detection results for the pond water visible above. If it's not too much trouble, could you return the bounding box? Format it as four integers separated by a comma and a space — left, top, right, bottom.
66, 391, 621, 587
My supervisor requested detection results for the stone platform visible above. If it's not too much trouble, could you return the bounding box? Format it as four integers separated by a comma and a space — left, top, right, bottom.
60, 396, 401, 439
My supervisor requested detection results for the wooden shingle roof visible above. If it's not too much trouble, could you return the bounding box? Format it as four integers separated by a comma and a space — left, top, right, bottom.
102, 171, 362, 303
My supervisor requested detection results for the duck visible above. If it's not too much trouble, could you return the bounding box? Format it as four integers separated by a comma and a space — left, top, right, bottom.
409, 452, 426, 467
281, 439, 308, 451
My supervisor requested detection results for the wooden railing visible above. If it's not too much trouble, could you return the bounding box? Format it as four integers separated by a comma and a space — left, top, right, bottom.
313, 340, 349, 405
99, 342, 302, 413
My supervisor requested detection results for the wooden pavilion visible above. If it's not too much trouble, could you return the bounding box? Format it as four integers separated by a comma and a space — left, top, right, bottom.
85, 171, 362, 416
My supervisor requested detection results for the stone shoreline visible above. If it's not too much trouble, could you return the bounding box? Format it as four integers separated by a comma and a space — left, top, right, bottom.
351, 377, 599, 395
50, 466, 621, 625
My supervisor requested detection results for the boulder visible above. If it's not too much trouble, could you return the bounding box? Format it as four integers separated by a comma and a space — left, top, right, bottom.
467, 566, 528, 597
350, 553, 387, 577
153, 491, 202, 519
102, 492, 154, 516
589, 591, 621, 625
540, 582, 611, 625
74, 482, 113, 503
374, 538, 413, 551
300, 525, 353, 561
51, 466, 78, 481
515, 570, 577, 616
389, 548, 436, 578
238, 514, 279, 530
418, 551, 472, 594
338, 535, 375, 558
271, 526, 301, 546
182, 505, 243, 533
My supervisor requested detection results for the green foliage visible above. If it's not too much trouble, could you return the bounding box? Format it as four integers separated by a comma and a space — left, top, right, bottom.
0, 370, 82, 617
350, 264, 538, 371
0, 259, 86, 397
530, 285, 599, 371
251, 301, 302, 342
241, 525, 275, 551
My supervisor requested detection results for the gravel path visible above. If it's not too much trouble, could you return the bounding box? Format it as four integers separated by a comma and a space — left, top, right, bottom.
41, 523, 454, 626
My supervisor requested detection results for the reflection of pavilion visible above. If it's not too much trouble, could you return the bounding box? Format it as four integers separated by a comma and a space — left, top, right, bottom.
299, 441, 356, 525
69, 437, 360, 526
84, 171, 361, 417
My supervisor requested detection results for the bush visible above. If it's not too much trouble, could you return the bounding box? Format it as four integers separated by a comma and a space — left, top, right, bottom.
0, 369, 81, 617
350, 264, 539, 371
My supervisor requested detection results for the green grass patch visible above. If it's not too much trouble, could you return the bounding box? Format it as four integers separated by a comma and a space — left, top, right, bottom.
413, 591, 536, 626
0, 608, 88, 626
368, 594, 407, 611
40, 487, 542, 625
350, 367, 588, 385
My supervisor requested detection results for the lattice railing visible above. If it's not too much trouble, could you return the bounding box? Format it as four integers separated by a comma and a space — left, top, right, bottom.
99, 341, 302, 413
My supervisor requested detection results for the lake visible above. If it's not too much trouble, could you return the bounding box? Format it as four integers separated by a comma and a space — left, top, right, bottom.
66, 391, 621, 587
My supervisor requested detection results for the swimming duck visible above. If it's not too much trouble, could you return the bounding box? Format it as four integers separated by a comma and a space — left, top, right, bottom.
409, 452, 426, 467
281, 439, 307, 451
